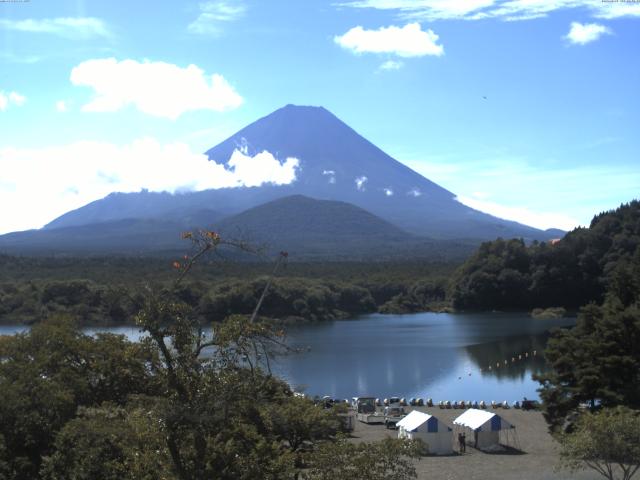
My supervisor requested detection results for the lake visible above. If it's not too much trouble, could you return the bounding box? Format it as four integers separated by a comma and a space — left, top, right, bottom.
0, 312, 574, 402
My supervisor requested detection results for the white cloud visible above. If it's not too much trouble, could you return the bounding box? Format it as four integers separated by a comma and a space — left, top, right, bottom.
0, 17, 111, 39
225, 149, 299, 187
565, 22, 611, 45
335, 23, 444, 58
56, 100, 68, 112
456, 195, 579, 231
355, 176, 368, 191
0, 90, 26, 111
0, 138, 299, 234
188, 1, 246, 35
339, 0, 640, 21
70, 58, 243, 119
379, 59, 404, 70
383, 187, 394, 196
8, 92, 26, 106
407, 188, 422, 197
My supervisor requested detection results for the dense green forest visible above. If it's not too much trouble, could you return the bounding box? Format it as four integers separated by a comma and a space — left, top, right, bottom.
2, 201, 639, 326
0, 256, 454, 325
449, 200, 640, 311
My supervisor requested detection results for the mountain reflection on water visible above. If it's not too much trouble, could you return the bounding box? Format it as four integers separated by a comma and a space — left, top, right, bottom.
274, 312, 575, 401
464, 334, 550, 382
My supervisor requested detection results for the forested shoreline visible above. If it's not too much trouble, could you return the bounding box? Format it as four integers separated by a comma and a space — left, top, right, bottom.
0, 258, 454, 325
449, 201, 640, 311
2, 201, 638, 326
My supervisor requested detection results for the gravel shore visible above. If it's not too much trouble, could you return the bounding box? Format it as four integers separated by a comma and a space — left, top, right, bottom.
350, 407, 601, 480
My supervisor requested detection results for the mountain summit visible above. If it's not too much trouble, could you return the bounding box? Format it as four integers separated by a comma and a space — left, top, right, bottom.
205, 104, 452, 206
203, 104, 552, 240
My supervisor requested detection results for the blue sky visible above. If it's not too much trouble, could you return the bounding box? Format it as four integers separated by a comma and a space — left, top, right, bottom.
1, 0, 639, 234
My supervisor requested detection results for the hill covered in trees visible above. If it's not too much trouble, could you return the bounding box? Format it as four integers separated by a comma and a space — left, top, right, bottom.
449, 200, 640, 311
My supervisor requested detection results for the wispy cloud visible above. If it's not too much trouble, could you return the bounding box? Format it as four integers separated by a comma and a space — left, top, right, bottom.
188, 1, 246, 35
565, 22, 611, 45
335, 23, 443, 57
456, 195, 580, 231
404, 155, 640, 229
339, 0, 493, 20
0, 139, 299, 234
70, 58, 243, 119
338, 0, 640, 21
0, 52, 42, 64
0, 91, 26, 111
379, 59, 404, 70
0, 17, 111, 39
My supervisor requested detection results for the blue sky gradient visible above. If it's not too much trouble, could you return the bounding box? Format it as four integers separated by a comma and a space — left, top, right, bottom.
1, 0, 639, 234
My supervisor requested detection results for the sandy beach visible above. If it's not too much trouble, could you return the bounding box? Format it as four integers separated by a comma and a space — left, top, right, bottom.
350, 407, 601, 480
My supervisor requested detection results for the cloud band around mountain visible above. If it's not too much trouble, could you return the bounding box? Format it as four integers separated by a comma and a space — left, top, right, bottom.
0, 140, 298, 234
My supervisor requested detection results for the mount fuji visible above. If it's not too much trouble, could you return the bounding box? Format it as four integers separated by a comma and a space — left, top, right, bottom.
0, 105, 561, 257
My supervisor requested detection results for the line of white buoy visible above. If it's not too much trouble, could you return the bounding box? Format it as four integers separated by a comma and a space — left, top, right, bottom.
484, 350, 537, 372
309, 395, 535, 410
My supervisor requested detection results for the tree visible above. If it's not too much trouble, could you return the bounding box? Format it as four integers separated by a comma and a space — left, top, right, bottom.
40, 404, 172, 480
0, 316, 158, 479
558, 407, 640, 480
129, 231, 297, 480
304, 437, 422, 480
536, 303, 640, 431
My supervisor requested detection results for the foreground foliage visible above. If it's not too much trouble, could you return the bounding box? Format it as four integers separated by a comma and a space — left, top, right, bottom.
558, 407, 640, 480
536, 303, 640, 431
0, 233, 422, 480
305, 437, 422, 480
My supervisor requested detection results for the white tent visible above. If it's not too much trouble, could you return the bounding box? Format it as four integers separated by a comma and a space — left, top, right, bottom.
396, 410, 453, 455
453, 409, 516, 451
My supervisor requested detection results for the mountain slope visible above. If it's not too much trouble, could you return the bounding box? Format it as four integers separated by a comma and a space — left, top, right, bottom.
0, 210, 220, 255
0, 196, 476, 260
212, 195, 475, 260
204, 104, 557, 240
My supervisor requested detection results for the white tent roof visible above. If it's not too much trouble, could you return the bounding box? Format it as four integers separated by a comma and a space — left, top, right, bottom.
396, 410, 432, 432
453, 409, 513, 431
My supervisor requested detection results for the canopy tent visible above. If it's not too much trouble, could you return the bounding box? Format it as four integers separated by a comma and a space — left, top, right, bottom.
396, 410, 453, 455
453, 409, 517, 451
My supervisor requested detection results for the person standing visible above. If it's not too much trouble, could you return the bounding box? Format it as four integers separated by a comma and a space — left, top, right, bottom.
458, 432, 466, 453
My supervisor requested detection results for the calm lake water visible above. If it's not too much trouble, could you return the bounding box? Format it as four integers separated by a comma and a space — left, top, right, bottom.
0, 312, 574, 402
